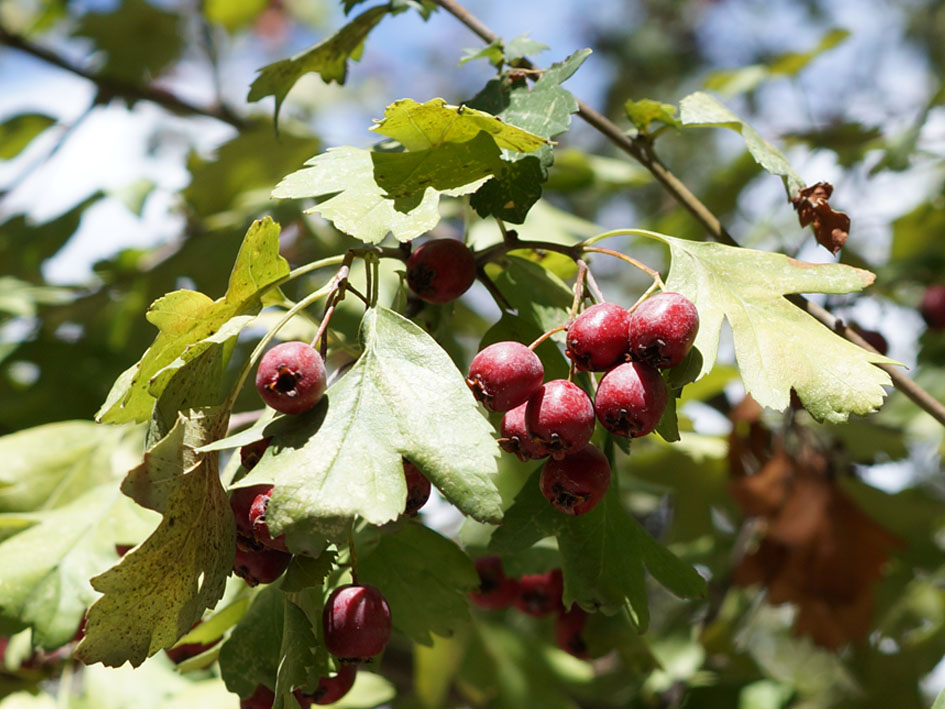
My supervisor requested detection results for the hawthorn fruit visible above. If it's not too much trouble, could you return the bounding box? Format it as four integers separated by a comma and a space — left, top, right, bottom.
466, 340, 544, 412
565, 302, 631, 371
524, 379, 596, 459
555, 606, 589, 659
595, 361, 668, 438
255, 341, 326, 415
241, 685, 275, 709
469, 555, 518, 610
323, 584, 392, 662
249, 486, 289, 553
406, 238, 477, 304
515, 568, 564, 617
499, 401, 548, 461
295, 664, 358, 706
628, 292, 699, 369
921, 284, 945, 330
233, 546, 291, 587
540, 445, 611, 515
402, 459, 432, 516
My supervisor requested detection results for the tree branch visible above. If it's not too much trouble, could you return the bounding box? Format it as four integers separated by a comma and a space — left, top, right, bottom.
432, 0, 945, 428
0, 25, 245, 130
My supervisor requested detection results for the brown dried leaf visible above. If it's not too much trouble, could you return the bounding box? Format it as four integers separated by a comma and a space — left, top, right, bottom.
791, 182, 851, 254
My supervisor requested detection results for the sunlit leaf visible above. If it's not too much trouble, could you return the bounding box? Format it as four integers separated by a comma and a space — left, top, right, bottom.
0, 113, 55, 160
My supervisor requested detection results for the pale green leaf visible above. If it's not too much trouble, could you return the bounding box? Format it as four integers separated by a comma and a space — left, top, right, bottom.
331, 671, 397, 708
625, 98, 681, 135
75, 408, 233, 667
97, 217, 288, 424
679, 91, 805, 195
652, 235, 896, 422
248, 6, 388, 126
370, 97, 548, 152
359, 522, 478, 645
239, 307, 502, 540
0, 113, 55, 160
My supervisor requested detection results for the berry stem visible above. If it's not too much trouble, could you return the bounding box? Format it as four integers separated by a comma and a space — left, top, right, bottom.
583, 265, 606, 304
628, 280, 662, 314
582, 246, 666, 290
568, 260, 589, 323
347, 524, 359, 585
528, 325, 567, 351
311, 263, 351, 354
476, 263, 513, 312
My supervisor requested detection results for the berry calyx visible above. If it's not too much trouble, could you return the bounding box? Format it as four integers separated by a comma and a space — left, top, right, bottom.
466, 341, 544, 412
540, 445, 611, 516
921, 284, 945, 330
595, 362, 668, 438
256, 341, 327, 415
406, 238, 477, 305
499, 402, 548, 461
230, 484, 272, 550
323, 584, 392, 662
241, 685, 275, 709
295, 665, 358, 706
240, 437, 272, 471
402, 459, 432, 516
628, 292, 699, 369
233, 546, 291, 587
565, 303, 631, 371
249, 487, 289, 553
469, 556, 518, 610
515, 568, 564, 617
524, 380, 596, 459
555, 606, 589, 659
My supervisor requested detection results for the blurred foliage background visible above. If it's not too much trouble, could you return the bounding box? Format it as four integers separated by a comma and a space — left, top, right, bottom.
2, 0, 945, 707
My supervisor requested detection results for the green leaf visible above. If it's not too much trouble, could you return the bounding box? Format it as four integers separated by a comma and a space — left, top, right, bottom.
0, 278, 73, 320
359, 522, 478, 645
372, 131, 503, 212
652, 234, 896, 422
504, 35, 550, 62
97, 217, 288, 424
0, 483, 158, 649
370, 97, 548, 153
75, 407, 233, 667
0, 421, 143, 513
679, 91, 805, 196
248, 5, 388, 126
490, 477, 705, 626
241, 307, 502, 541
273, 146, 449, 243
203, 0, 268, 31
487, 255, 573, 334
0, 113, 55, 160
625, 98, 681, 136
331, 671, 397, 708
470, 156, 544, 224
72, 0, 184, 82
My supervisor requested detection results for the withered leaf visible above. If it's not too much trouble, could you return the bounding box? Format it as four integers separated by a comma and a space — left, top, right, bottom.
791, 182, 851, 254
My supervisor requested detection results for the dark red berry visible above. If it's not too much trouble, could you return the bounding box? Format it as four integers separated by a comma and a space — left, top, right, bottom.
406, 238, 477, 304
240, 437, 272, 471
241, 684, 275, 709
566, 303, 631, 371
540, 445, 611, 516
855, 327, 888, 355
249, 487, 289, 553
499, 402, 548, 461
295, 664, 358, 706
402, 459, 432, 516
255, 341, 327, 415
230, 484, 271, 550
628, 292, 699, 369
555, 606, 589, 659
233, 546, 291, 586
469, 556, 518, 610
323, 584, 392, 662
921, 284, 945, 330
524, 380, 596, 459
115, 544, 133, 557
515, 568, 564, 617
595, 362, 668, 438
467, 341, 544, 412
166, 622, 220, 664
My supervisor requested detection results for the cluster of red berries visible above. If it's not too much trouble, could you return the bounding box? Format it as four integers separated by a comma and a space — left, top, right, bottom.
469, 557, 591, 659
466, 292, 699, 517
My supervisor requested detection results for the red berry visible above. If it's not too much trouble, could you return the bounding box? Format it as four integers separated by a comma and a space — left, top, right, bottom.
499, 402, 548, 461
515, 569, 564, 617
555, 606, 589, 659
249, 487, 289, 553
469, 556, 518, 610
295, 664, 358, 706
233, 546, 291, 586
467, 341, 544, 412
566, 303, 631, 371
230, 484, 272, 549
402, 459, 432, 516
628, 292, 699, 369
595, 362, 667, 438
241, 684, 275, 709
855, 327, 888, 355
240, 437, 272, 471
921, 284, 945, 330
524, 380, 596, 459
166, 621, 220, 664
323, 584, 392, 662
540, 445, 610, 516
255, 341, 327, 415
406, 238, 477, 304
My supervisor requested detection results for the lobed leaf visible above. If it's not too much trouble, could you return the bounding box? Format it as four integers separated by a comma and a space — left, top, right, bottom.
652, 235, 897, 422
239, 307, 502, 541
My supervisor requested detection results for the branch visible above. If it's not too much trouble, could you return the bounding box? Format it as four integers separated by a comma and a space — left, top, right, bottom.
0, 25, 245, 130
432, 0, 945, 428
